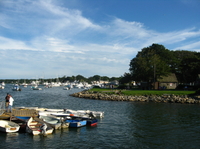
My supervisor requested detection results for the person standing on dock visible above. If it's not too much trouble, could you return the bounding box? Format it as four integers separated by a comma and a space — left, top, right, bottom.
7, 94, 14, 113
5, 93, 10, 110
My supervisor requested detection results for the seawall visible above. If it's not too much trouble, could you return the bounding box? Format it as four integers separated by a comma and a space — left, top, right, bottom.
70, 90, 200, 104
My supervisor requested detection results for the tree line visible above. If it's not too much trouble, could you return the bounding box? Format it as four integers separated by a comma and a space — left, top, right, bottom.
120, 43, 200, 86
0, 75, 120, 84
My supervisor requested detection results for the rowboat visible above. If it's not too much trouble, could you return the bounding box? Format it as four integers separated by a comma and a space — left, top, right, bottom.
0, 120, 20, 133
12, 84, 21, 91
44, 108, 104, 118
39, 114, 67, 129
70, 116, 98, 126
39, 112, 70, 129
11, 116, 29, 132
65, 119, 87, 128
26, 117, 54, 136
83, 118, 98, 126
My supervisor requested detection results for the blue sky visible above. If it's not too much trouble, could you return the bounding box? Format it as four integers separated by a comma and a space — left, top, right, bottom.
0, 0, 200, 79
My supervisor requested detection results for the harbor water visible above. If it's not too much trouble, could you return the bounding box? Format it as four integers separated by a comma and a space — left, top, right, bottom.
1, 85, 200, 149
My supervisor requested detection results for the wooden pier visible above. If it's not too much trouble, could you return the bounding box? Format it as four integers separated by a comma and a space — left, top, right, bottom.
0, 108, 39, 120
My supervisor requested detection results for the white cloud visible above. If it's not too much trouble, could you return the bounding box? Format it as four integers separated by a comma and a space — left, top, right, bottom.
174, 40, 200, 51
0, 36, 32, 50
109, 18, 150, 38
0, 0, 200, 79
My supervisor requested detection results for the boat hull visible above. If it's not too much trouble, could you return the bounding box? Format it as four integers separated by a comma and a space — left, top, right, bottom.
66, 119, 87, 128
11, 116, 29, 132
26, 117, 54, 136
0, 120, 20, 133
86, 119, 98, 126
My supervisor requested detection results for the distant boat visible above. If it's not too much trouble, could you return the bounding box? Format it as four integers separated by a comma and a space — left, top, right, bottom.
31, 86, 42, 90
0, 120, 20, 133
63, 86, 70, 90
21, 80, 28, 87
12, 84, 21, 91
1, 82, 5, 86
0, 82, 5, 89
0, 85, 4, 89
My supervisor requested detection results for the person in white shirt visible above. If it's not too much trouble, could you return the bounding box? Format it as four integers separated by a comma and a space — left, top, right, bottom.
7, 95, 14, 112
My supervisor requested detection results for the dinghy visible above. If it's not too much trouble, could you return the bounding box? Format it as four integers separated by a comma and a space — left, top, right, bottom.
26, 117, 54, 136
0, 120, 20, 133
65, 119, 87, 128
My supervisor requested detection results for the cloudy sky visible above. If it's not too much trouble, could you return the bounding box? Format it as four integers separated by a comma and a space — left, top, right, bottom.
0, 0, 200, 79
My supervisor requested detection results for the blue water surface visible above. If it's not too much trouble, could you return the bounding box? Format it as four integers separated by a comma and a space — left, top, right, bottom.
0, 84, 200, 149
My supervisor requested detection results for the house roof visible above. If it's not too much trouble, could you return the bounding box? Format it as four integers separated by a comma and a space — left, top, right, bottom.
158, 73, 178, 83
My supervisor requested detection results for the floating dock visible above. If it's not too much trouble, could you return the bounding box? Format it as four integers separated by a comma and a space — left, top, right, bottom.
0, 109, 39, 120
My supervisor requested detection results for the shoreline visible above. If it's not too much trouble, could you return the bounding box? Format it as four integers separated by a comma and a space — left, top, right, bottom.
70, 90, 200, 104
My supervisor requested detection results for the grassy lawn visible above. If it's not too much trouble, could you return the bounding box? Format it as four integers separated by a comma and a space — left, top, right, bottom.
89, 88, 195, 96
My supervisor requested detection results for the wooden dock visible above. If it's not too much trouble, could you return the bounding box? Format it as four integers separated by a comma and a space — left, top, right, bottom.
0, 108, 39, 120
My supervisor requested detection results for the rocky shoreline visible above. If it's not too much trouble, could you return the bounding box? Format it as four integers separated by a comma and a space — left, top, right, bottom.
70, 90, 200, 104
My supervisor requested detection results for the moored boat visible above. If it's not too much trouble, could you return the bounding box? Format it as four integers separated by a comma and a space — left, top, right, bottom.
65, 119, 87, 128
0, 85, 4, 89
39, 114, 63, 129
83, 118, 98, 126
12, 84, 21, 91
0, 120, 20, 133
26, 117, 54, 136
31, 86, 42, 90
70, 115, 98, 126
10, 116, 29, 132
41, 108, 104, 119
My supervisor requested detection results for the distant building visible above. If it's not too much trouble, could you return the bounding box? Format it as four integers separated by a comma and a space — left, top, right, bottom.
156, 73, 178, 89
138, 73, 178, 90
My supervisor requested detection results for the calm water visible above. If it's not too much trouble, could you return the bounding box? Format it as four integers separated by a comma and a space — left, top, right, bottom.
0, 84, 200, 149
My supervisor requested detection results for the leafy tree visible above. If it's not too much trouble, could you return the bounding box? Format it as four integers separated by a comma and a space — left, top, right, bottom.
76, 75, 86, 82
101, 76, 110, 81
129, 44, 171, 82
93, 75, 101, 81
110, 77, 120, 81
171, 50, 200, 83
87, 75, 101, 83
119, 73, 132, 84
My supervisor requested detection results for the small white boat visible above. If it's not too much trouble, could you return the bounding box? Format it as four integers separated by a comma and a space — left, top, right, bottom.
68, 109, 104, 118
12, 84, 21, 91
26, 117, 54, 136
0, 120, 20, 133
44, 108, 104, 118
63, 87, 69, 90
39, 114, 69, 129
0, 85, 4, 89
32, 86, 42, 90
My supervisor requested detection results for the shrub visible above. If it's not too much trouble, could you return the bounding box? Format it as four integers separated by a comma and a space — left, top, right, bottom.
93, 85, 101, 88
195, 88, 200, 95
117, 84, 127, 89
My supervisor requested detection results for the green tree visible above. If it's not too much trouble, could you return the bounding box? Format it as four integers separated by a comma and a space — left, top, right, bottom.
76, 75, 86, 82
101, 76, 110, 81
129, 44, 172, 82
172, 50, 200, 83
119, 73, 132, 84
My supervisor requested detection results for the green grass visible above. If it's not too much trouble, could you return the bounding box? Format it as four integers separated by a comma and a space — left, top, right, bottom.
89, 88, 195, 96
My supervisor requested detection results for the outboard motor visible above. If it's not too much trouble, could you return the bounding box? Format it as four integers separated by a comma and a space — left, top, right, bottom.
89, 112, 95, 119
40, 123, 47, 135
